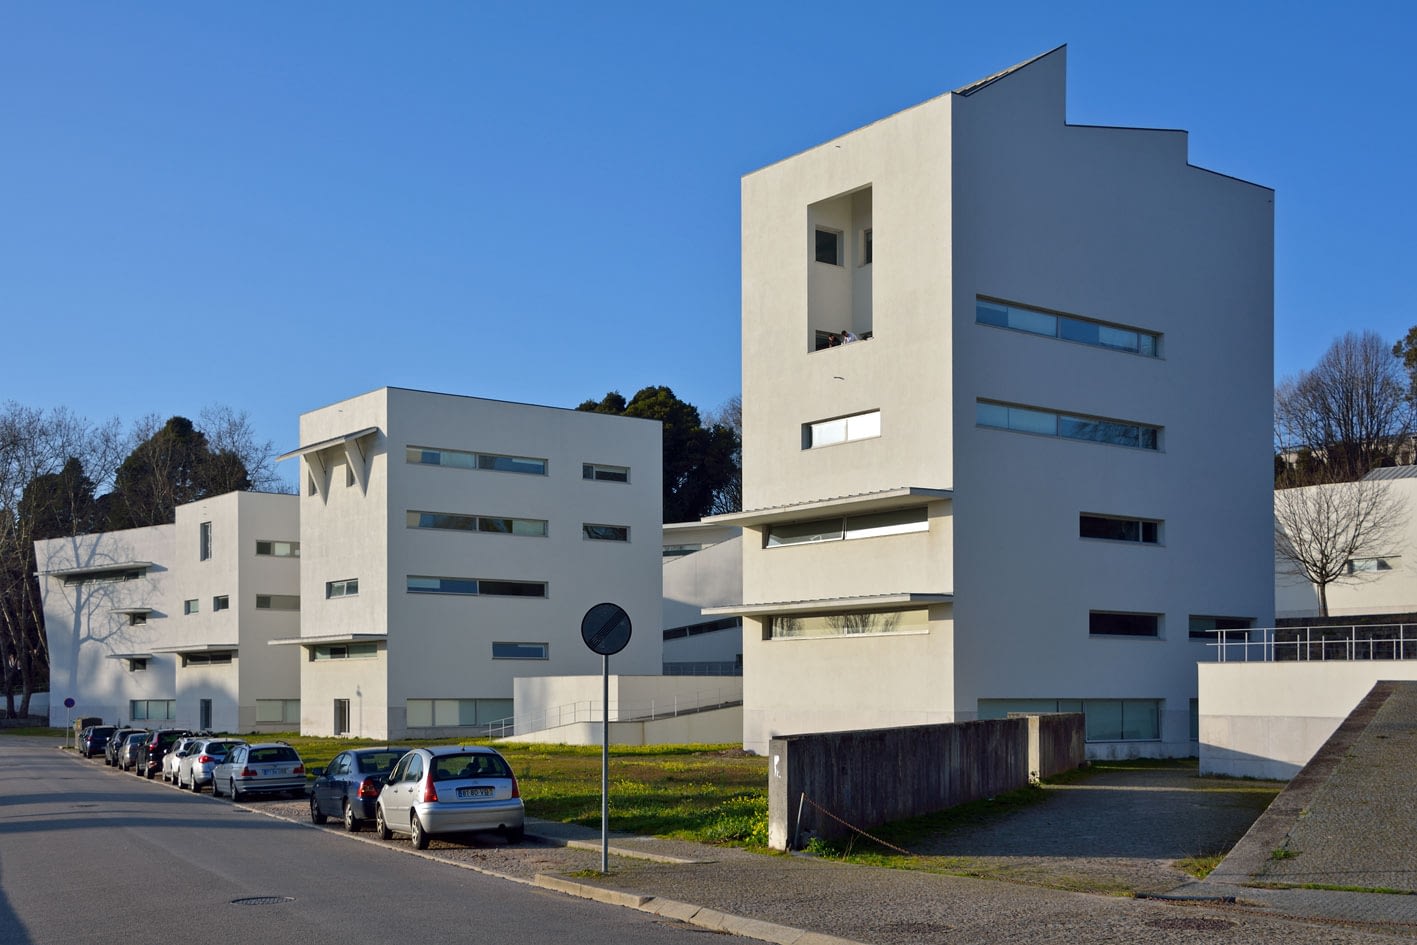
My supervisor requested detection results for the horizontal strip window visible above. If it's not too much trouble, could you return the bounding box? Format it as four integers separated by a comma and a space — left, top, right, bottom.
406, 697, 511, 727
255, 698, 300, 723
1188, 615, 1253, 641
767, 507, 927, 548
1079, 514, 1160, 544
130, 699, 175, 721
256, 594, 300, 611
977, 698, 1161, 741
583, 523, 629, 542
407, 446, 547, 476
256, 540, 300, 558
583, 463, 629, 482
492, 642, 549, 660
64, 568, 144, 586
182, 652, 233, 666
406, 576, 547, 598
664, 616, 741, 640
326, 578, 359, 599
311, 643, 378, 661
770, 607, 929, 640
976, 298, 1159, 357
1089, 611, 1160, 637
804, 410, 880, 449
406, 510, 548, 537
1346, 556, 1399, 574
977, 401, 1159, 450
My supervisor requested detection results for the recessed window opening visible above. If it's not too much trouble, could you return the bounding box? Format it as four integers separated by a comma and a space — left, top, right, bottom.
1346, 556, 1398, 574
183, 652, 233, 666
1188, 615, 1253, 641
212, 595, 230, 611
583, 524, 630, 542
1079, 514, 1161, 544
63, 568, 144, 586
976, 298, 1159, 357
311, 643, 377, 661
1089, 611, 1161, 637
770, 607, 929, 639
767, 507, 928, 547
183, 599, 199, 615
815, 227, 842, 265
804, 410, 880, 449
861, 228, 872, 265
256, 594, 300, 611
407, 446, 547, 476
583, 463, 629, 483
326, 578, 359, 599
406, 575, 546, 598
977, 401, 1159, 450
492, 642, 549, 660
199, 522, 212, 561
407, 510, 548, 537
256, 540, 300, 557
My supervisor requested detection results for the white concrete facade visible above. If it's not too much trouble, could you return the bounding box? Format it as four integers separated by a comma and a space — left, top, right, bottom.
37, 491, 299, 732
716, 47, 1275, 757
662, 520, 742, 675
280, 387, 663, 740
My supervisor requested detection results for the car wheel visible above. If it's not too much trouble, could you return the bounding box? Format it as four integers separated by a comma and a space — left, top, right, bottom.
342, 801, 359, 832
505, 825, 525, 844
191, 776, 202, 793
309, 795, 327, 825
230, 779, 241, 801
212, 777, 222, 797
375, 805, 392, 841
411, 814, 429, 850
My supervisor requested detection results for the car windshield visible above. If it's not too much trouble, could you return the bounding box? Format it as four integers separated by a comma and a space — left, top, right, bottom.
431, 753, 511, 781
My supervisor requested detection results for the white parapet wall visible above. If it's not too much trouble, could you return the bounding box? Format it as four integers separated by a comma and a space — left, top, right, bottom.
1199, 661, 1417, 779
506, 674, 743, 745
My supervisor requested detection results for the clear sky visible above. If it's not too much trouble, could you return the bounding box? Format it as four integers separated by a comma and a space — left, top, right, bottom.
3, 2, 1413, 489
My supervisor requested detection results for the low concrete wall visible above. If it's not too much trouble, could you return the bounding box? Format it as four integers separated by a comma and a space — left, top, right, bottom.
1199, 661, 1417, 779
497, 705, 743, 746
767, 715, 1085, 850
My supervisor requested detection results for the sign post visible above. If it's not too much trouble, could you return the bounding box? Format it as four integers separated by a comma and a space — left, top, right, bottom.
580, 602, 632, 874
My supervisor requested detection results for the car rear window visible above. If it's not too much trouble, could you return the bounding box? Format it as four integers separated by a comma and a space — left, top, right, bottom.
432, 753, 512, 781
357, 752, 407, 773
248, 747, 299, 763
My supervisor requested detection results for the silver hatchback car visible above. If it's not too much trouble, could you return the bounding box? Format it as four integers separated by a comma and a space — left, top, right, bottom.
374, 746, 524, 849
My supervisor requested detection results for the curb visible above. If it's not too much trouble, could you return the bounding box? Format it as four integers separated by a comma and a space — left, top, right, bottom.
531, 874, 869, 945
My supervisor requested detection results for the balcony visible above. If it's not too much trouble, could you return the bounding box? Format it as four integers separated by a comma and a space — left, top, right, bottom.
1207, 624, 1417, 662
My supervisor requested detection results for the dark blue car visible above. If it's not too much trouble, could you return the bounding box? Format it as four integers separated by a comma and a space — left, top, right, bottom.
309, 747, 411, 832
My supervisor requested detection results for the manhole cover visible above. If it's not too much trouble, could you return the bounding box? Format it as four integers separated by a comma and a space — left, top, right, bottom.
231, 896, 295, 906
1147, 917, 1235, 931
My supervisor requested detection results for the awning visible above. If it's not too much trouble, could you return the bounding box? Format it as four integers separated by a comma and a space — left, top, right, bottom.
704, 592, 953, 617
703, 487, 952, 528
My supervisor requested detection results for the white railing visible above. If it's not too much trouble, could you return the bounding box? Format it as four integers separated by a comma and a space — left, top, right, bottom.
1208, 624, 1417, 663
481, 687, 744, 739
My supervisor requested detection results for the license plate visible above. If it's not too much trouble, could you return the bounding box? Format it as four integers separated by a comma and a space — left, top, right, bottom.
263, 768, 278, 777
457, 786, 493, 798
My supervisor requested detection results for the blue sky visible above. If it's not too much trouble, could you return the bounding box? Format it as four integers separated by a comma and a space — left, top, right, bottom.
3, 2, 1413, 488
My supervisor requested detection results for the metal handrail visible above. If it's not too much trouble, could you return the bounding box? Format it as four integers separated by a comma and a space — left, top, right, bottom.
481, 687, 743, 739
1208, 623, 1417, 663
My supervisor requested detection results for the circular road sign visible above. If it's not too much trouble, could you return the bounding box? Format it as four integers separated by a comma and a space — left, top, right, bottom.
63, 697, 75, 709
581, 602, 632, 656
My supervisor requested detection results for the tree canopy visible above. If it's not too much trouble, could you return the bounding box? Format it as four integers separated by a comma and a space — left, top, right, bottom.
577, 386, 740, 523
102, 416, 251, 530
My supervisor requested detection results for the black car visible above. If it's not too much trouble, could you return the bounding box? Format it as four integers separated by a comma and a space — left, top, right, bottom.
78, 725, 116, 758
309, 747, 410, 831
136, 729, 189, 779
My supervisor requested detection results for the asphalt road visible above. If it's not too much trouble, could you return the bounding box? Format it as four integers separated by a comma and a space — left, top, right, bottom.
0, 736, 741, 945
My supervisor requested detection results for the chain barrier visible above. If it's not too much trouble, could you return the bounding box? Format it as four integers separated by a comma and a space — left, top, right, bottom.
798, 792, 915, 857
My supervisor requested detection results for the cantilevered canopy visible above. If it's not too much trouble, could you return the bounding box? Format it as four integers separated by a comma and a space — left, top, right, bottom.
276, 426, 379, 500
703, 486, 952, 528
704, 592, 952, 618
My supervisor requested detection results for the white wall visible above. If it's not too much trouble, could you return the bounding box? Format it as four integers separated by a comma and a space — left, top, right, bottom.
1199, 662, 1417, 779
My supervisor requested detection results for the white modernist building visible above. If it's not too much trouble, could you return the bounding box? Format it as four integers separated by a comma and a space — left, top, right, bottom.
37, 491, 300, 732
709, 47, 1275, 757
274, 387, 663, 740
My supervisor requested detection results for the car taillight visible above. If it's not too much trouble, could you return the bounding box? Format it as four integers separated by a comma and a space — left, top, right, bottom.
510, 773, 520, 798
197, 754, 212, 763
241, 767, 255, 777
293, 765, 304, 776
358, 777, 381, 799
422, 779, 438, 803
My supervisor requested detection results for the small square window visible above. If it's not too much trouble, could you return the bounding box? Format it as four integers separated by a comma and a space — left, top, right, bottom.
862, 228, 872, 265
183, 599, 199, 616
815, 228, 841, 265
212, 595, 229, 612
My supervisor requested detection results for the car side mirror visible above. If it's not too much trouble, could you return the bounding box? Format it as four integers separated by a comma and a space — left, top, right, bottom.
309, 767, 323, 778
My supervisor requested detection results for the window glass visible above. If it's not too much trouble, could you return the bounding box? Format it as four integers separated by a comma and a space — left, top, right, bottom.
771, 608, 929, 639
844, 507, 928, 539
199, 522, 212, 561
183, 599, 199, 615
212, 596, 229, 611
256, 540, 300, 557
767, 518, 844, 547
583, 464, 629, 482
1079, 514, 1161, 544
479, 580, 547, 597
407, 576, 479, 595
256, 594, 300, 611
493, 642, 549, 660
806, 410, 880, 449
978, 400, 1159, 451
583, 524, 630, 541
815, 228, 840, 265
405, 701, 432, 727
1088, 611, 1160, 637
976, 298, 1159, 358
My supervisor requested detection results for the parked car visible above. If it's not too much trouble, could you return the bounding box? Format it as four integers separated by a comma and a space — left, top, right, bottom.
78, 725, 116, 758
176, 738, 246, 792
162, 736, 203, 783
309, 747, 410, 831
374, 746, 524, 849
117, 731, 148, 771
106, 728, 145, 767
212, 742, 306, 800
136, 729, 189, 779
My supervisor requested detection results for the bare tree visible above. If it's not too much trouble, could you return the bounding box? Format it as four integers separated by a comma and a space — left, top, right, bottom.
1274, 477, 1409, 617
704, 394, 742, 515
199, 404, 293, 494
1275, 331, 1414, 484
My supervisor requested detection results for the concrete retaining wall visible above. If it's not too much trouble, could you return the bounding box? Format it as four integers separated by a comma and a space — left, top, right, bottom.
767, 714, 1085, 850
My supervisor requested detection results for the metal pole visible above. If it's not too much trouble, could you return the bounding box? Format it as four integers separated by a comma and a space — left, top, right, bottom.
601, 653, 609, 874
